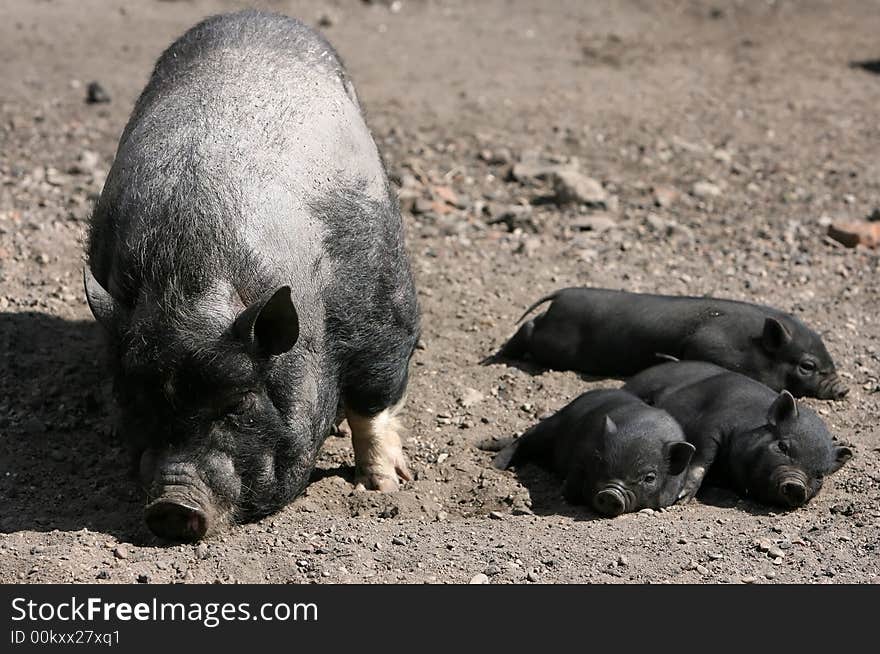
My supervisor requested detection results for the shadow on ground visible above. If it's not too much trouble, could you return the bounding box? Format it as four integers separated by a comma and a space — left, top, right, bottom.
0, 312, 145, 541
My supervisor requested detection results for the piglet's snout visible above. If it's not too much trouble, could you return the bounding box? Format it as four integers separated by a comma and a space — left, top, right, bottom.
593, 485, 630, 517
774, 468, 810, 508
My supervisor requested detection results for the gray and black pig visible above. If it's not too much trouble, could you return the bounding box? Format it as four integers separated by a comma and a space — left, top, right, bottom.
497, 287, 847, 400
84, 11, 420, 541
624, 362, 852, 507
493, 389, 695, 516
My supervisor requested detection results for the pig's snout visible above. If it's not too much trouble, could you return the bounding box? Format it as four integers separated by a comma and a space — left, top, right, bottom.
145, 498, 208, 542
774, 468, 810, 508
817, 374, 849, 400
593, 486, 629, 517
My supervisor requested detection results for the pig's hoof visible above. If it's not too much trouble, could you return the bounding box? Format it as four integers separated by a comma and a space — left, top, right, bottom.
347, 405, 411, 492
354, 455, 412, 492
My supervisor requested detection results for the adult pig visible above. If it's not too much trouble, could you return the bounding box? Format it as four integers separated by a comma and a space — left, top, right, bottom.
84, 11, 420, 541
493, 389, 694, 516
497, 287, 847, 399
624, 362, 853, 507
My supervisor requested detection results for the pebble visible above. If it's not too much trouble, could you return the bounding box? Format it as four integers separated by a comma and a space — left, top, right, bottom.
766, 571, 777, 580
550, 169, 611, 208
469, 573, 489, 585
391, 536, 407, 546
113, 545, 129, 560
696, 564, 710, 575
570, 212, 616, 233
458, 387, 485, 408
652, 185, 679, 208
196, 543, 209, 559
86, 81, 111, 104
488, 511, 505, 520
617, 554, 628, 567
527, 570, 540, 582
708, 552, 724, 561
638, 508, 655, 516
96, 570, 110, 580
767, 546, 784, 559
742, 576, 758, 584
137, 574, 150, 584
827, 221, 880, 248
756, 538, 772, 552
692, 181, 721, 198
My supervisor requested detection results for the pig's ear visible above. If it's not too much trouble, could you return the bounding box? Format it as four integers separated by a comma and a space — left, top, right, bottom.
602, 416, 618, 436
666, 442, 695, 476
83, 267, 121, 329
234, 286, 299, 356
767, 390, 798, 428
761, 317, 793, 352
828, 446, 853, 474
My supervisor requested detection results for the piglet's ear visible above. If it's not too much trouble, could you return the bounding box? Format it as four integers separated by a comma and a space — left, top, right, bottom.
767, 390, 798, 428
602, 416, 618, 437
761, 317, 793, 353
234, 286, 299, 356
666, 442, 695, 476
828, 446, 853, 474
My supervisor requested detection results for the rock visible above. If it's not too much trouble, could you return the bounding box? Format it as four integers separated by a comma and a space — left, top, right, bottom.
765, 571, 777, 580
137, 573, 150, 584
488, 511, 505, 520
486, 205, 537, 232
830, 502, 856, 516
767, 546, 784, 559
391, 536, 407, 546
638, 508, 655, 516
457, 387, 485, 408
550, 169, 609, 207
696, 564, 710, 575
708, 552, 723, 561
432, 185, 458, 207
527, 570, 540, 582
570, 212, 616, 233
827, 221, 880, 248
652, 185, 679, 208
317, 11, 336, 27
617, 554, 628, 567
469, 573, 489, 584
70, 150, 100, 175
113, 545, 129, 560
96, 570, 110, 580
756, 538, 772, 552
510, 156, 570, 182
742, 576, 758, 584
515, 236, 541, 257
691, 181, 721, 198
86, 81, 111, 104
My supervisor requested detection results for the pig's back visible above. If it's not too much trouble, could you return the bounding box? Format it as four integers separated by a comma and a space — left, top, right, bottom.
91, 11, 390, 307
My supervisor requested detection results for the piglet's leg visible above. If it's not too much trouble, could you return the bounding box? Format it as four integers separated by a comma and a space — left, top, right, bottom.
346, 399, 411, 492
677, 437, 720, 503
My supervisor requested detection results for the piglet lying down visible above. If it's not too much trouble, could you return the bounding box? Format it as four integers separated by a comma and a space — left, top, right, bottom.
492, 389, 694, 517
497, 287, 847, 400
624, 361, 852, 507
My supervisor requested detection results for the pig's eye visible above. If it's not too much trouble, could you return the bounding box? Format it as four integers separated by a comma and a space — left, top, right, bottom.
225, 392, 257, 416
643, 472, 657, 484
776, 441, 789, 455
799, 360, 817, 373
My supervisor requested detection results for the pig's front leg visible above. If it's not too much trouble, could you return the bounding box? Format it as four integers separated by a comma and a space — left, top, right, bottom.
677, 435, 720, 503
346, 401, 412, 492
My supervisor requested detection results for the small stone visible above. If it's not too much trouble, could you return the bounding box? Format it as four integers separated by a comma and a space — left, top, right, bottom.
469, 573, 489, 585
391, 536, 406, 546
195, 543, 209, 559
767, 546, 784, 559
570, 212, 616, 233
692, 181, 721, 198
828, 221, 880, 248
317, 12, 336, 27
696, 564, 710, 575
830, 502, 856, 516
113, 545, 129, 560
765, 571, 777, 580
638, 508, 655, 516
617, 555, 628, 567
756, 538, 772, 552
652, 185, 679, 208
137, 573, 150, 584
96, 570, 110, 580
771, 557, 783, 566
550, 169, 610, 207
436, 453, 449, 464
527, 570, 540, 582
742, 576, 758, 584
86, 81, 111, 104
684, 561, 698, 571
458, 387, 485, 408
488, 511, 505, 520
708, 552, 723, 561
70, 150, 100, 175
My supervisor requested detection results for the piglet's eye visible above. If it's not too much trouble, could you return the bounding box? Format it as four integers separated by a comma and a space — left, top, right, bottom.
799, 360, 817, 373
643, 472, 657, 484
225, 392, 257, 415
777, 441, 789, 454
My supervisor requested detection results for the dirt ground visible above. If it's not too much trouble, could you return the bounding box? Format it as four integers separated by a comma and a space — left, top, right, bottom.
1, 0, 879, 584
